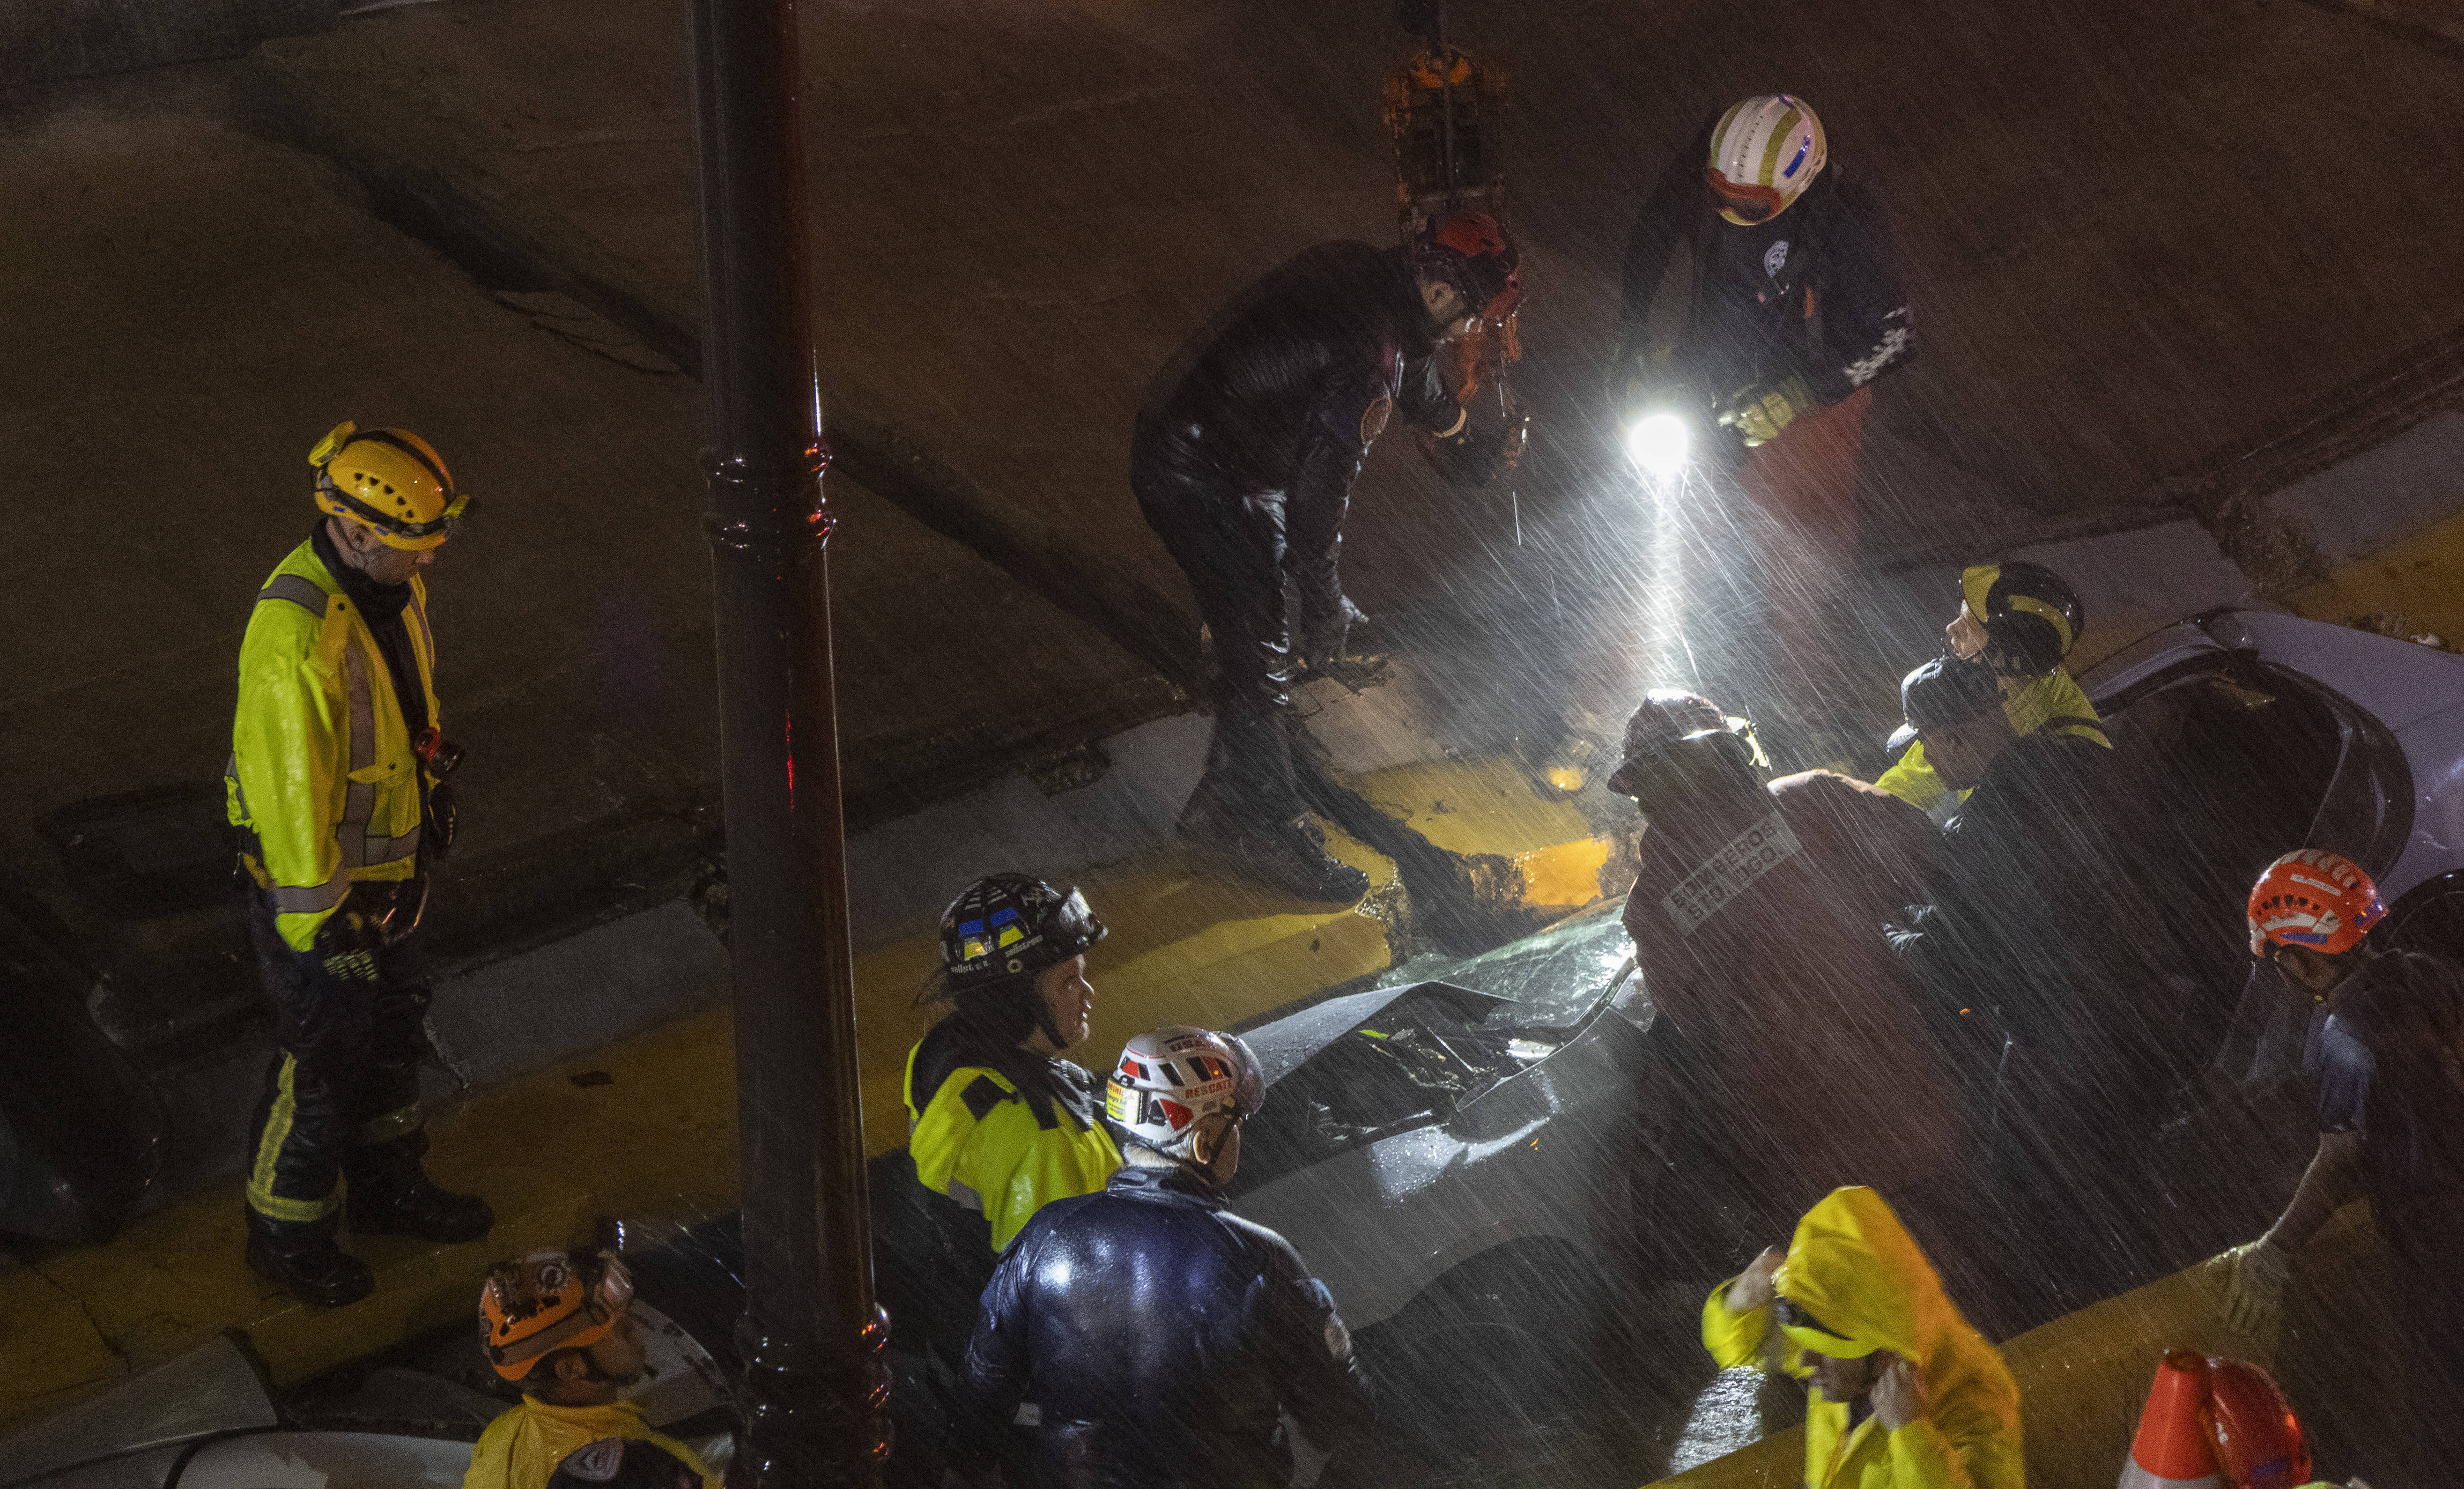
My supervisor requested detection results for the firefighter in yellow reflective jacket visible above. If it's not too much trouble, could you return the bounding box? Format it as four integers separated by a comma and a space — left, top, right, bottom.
904, 874, 1122, 1256
226, 422, 491, 1307
1702, 1186, 2022, 1489
1875, 561, 2108, 812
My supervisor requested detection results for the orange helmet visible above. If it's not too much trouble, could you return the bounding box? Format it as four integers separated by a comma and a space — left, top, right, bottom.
2246, 850, 2385, 959
479, 1249, 633, 1381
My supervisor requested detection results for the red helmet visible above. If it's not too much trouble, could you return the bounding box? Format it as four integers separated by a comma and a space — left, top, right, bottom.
2246, 849, 2384, 958
2204, 1357, 2311, 1489
1416, 209, 1522, 323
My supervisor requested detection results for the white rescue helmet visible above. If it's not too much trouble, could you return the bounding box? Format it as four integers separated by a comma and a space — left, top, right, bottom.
1105, 1026, 1266, 1158
1705, 95, 1828, 226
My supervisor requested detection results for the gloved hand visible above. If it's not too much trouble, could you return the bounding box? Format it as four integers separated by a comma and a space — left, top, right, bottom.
1871, 1353, 1927, 1433
2217, 1237, 2290, 1337
1420, 406, 1527, 489
311, 897, 389, 984
1300, 594, 1369, 673
426, 781, 459, 859
1719, 374, 1817, 447
1724, 1246, 1784, 1313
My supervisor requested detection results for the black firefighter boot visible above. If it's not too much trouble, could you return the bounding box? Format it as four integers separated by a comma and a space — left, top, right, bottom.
348, 1135, 494, 1245
246, 1211, 376, 1308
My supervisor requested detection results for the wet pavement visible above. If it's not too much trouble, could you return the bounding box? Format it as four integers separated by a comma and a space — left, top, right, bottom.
6, 0, 2464, 1481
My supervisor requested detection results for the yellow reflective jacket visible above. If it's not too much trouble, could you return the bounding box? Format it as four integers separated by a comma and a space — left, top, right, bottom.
462, 1397, 719, 1489
904, 1037, 1120, 1254
1702, 1188, 2023, 1489
1875, 668, 2107, 812
225, 539, 437, 951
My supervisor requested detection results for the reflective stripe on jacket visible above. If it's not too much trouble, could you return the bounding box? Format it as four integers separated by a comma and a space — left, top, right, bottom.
1875, 667, 2108, 812
226, 539, 437, 951
1702, 1188, 2022, 1489
903, 1038, 1121, 1254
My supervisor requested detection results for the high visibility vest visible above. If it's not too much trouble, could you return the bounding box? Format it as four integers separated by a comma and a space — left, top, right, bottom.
904, 1038, 1121, 1254
1876, 668, 2109, 812
225, 540, 437, 952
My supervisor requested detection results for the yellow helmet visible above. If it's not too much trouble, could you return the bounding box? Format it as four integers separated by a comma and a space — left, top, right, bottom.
309, 422, 468, 551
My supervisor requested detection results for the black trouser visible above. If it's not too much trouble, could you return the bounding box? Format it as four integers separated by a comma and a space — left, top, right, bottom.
242, 887, 432, 1230
1133, 444, 1304, 829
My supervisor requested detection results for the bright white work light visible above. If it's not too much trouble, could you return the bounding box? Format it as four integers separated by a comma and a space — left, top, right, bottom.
1625, 411, 1689, 482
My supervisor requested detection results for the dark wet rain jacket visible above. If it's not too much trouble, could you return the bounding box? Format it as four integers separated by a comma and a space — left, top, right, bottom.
1132, 241, 1459, 667
1616, 129, 1914, 410
1704, 1187, 2022, 1489
964, 1163, 1372, 1489
1624, 770, 1957, 1210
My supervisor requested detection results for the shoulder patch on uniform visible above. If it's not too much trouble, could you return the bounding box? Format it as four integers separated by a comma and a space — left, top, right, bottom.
961, 1075, 1012, 1121
1359, 396, 1394, 446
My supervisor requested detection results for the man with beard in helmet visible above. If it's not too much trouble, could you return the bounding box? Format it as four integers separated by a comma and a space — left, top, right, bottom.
966, 1026, 1376, 1489
1135, 209, 1525, 901
1608, 689, 1959, 1275
883, 874, 1122, 1483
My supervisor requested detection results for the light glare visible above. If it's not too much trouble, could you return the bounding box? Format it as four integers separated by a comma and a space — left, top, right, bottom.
1625, 412, 1689, 480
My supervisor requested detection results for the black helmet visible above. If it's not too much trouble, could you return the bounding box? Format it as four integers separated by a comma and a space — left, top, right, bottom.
1605, 689, 1768, 801
940, 874, 1107, 997
1889, 654, 2005, 752
1962, 562, 2083, 676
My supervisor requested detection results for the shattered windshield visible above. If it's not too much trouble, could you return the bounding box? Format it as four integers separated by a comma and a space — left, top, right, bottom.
1376, 900, 1637, 1030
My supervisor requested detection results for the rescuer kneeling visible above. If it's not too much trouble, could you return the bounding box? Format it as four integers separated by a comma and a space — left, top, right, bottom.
1703, 1187, 2022, 1489
1134, 210, 1524, 901
965, 1026, 1376, 1489
227, 422, 490, 1306
466, 1249, 721, 1489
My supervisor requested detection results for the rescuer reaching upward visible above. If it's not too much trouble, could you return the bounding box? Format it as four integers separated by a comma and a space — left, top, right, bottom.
227, 422, 490, 1306
1135, 210, 1524, 901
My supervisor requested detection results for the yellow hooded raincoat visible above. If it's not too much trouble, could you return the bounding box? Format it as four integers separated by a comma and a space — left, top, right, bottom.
462, 1397, 720, 1489
1702, 1187, 2023, 1489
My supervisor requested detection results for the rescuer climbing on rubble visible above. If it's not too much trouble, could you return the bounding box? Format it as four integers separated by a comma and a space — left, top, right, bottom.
226, 421, 490, 1307
464, 1249, 721, 1489
1703, 1186, 2022, 1489
2214, 849, 2464, 1476
965, 1025, 1377, 1489
1874, 562, 2108, 813
1134, 209, 1525, 901
1606, 689, 1961, 1274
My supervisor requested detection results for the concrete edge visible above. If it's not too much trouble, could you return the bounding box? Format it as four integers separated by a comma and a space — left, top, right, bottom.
231, 43, 1201, 687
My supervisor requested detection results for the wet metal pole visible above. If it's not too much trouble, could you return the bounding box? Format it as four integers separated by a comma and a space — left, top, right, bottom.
686, 0, 889, 1482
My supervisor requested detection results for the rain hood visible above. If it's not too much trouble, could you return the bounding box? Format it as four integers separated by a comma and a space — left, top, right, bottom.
1703, 1187, 2023, 1489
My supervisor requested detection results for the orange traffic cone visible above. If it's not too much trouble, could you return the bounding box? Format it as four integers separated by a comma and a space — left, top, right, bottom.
2119, 1349, 2224, 1489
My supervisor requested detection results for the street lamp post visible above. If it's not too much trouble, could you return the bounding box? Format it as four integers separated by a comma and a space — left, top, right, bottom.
685, 0, 889, 1482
